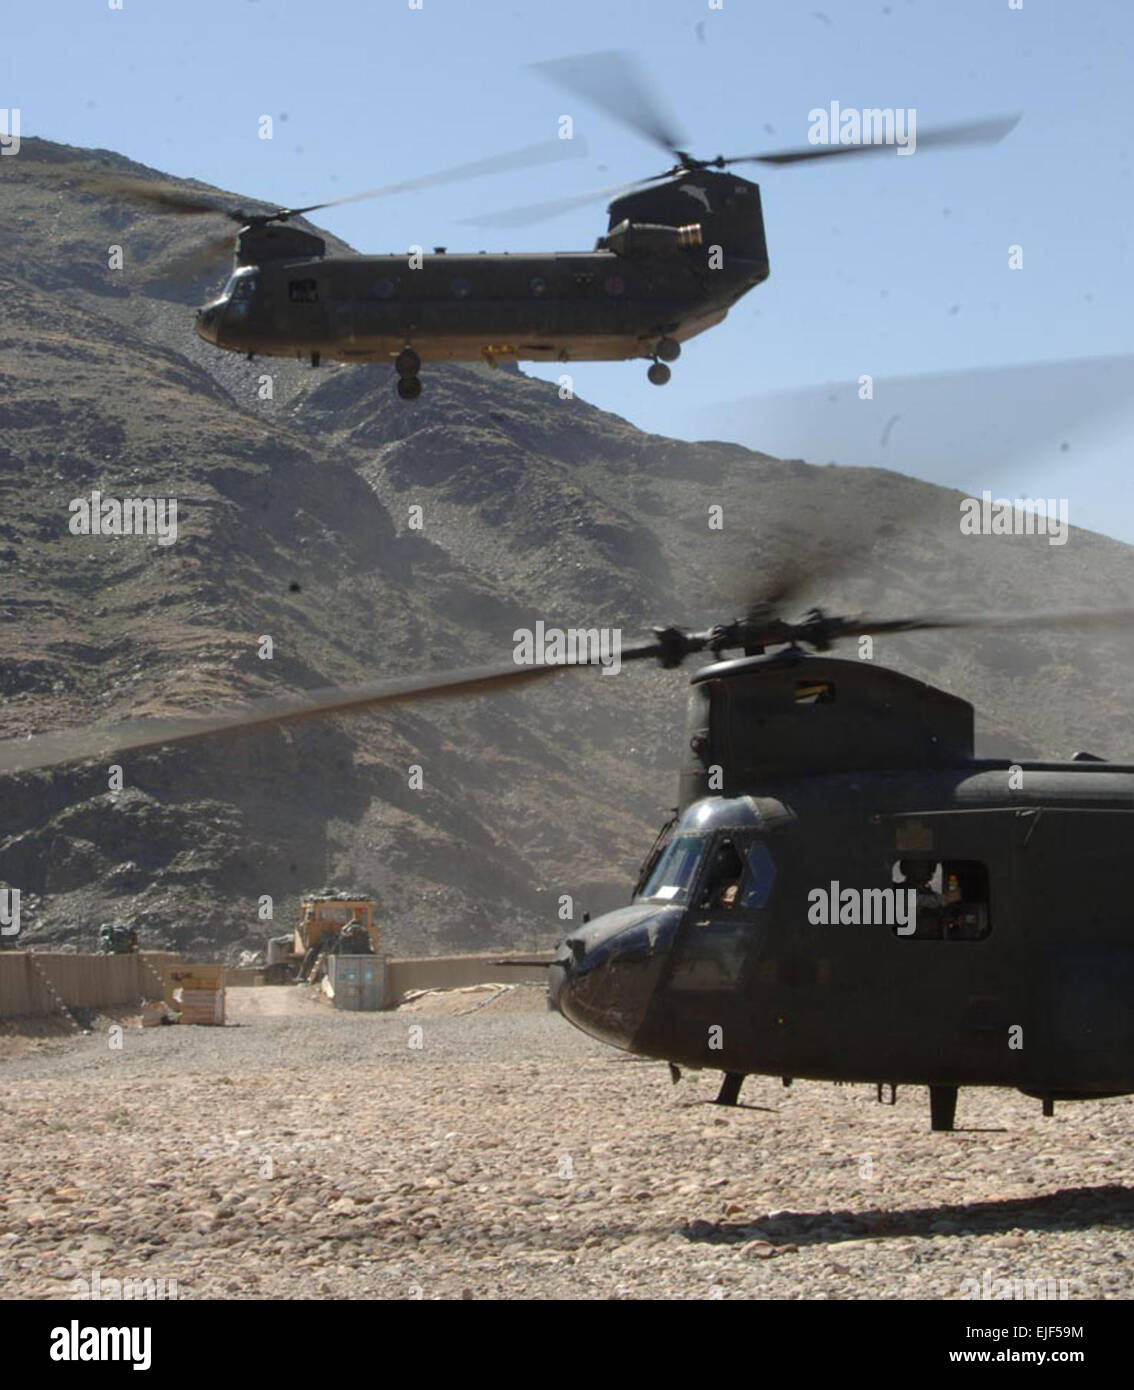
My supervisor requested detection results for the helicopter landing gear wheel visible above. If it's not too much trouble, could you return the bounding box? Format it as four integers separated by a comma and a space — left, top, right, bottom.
394, 346, 422, 400
929, 1084, 958, 1132
656, 337, 681, 363
647, 361, 672, 386
395, 347, 421, 377
714, 1071, 744, 1106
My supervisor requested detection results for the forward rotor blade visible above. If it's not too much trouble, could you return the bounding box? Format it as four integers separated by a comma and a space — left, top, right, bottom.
283, 137, 591, 217
0, 663, 577, 777
85, 138, 590, 230
136, 230, 235, 283
613, 639, 666, 665
80, 175, 238, 218
732, 522, 891, 623
722, 353, 1128, 631
734, 114, 1020, 168
854, 607, 1134, 639
738, 550, 847, 618
532, 49, 687, 158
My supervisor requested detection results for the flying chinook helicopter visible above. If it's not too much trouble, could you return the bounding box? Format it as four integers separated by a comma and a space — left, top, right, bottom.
1, 585, 1132, 1134
89, 50, 1018, 399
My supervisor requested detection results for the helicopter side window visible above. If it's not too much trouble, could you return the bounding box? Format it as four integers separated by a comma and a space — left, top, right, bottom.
638, 834, 706, 905
289, 278, 319, 303
891, 859, 990, 941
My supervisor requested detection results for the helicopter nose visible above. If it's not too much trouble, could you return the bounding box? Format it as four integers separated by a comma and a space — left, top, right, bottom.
550, 904, 680, 1051
195, 303, 221, 344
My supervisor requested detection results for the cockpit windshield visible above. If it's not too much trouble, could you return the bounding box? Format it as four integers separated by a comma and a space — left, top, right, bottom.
222, 271, 257, 302
637, 834, 707, 904
638, 831, 778, 912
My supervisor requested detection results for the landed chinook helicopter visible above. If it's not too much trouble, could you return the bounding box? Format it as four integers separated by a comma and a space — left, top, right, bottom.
1, 577, 1132, 1133
86, 51, 1017, 398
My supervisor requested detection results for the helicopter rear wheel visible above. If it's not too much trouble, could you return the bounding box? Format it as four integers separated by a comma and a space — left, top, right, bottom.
395, 347, 421, 377
656, 337, 681, 363
647, 362, 671, 386
396, 375, 422, 401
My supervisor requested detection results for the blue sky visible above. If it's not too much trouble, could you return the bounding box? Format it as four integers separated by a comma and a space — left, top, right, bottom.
6, 0, 1133, 533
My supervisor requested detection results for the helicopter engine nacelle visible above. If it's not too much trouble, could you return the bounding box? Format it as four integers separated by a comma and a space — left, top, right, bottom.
597, 220, 703, 255
235, 224, 326, 267
681, 652, 975, 806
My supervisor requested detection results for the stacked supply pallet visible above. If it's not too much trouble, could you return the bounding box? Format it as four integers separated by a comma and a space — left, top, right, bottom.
163, 964, 226, 1026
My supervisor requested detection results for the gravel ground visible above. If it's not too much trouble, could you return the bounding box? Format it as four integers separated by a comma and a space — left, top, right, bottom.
1, 985, 1131, 1301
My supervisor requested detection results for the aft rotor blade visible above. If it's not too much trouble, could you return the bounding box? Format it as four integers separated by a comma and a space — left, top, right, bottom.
283, 137, 591, 217
733, 114, 1020, 168
461, 174, 660, 228
0, 663, 580, 777
532, 49, 687, 159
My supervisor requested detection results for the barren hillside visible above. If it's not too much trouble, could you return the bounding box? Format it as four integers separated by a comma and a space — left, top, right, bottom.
2, 137, 1132, 958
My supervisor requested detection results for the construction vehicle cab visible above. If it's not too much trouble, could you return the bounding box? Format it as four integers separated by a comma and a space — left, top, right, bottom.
293, 891, 378, 982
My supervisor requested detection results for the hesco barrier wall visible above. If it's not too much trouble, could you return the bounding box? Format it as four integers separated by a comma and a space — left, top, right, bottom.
385, 953, 553, 1003
0, 952, 181, 1020
225, 955, 554, 997
0, 951, 549, 1018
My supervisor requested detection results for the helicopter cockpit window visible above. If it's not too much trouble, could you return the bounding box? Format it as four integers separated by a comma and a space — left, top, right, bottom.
637, 834, 706, 905
289, 278, 319, 303
224, 273, 257, 302
891, 859, 990, 941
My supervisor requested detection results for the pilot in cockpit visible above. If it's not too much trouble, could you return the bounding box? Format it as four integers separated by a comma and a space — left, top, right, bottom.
700, 839, 745, 911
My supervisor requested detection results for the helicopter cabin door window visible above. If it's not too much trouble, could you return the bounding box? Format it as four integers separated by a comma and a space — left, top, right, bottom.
289, 278, 319, 303
890, 859, 990, 940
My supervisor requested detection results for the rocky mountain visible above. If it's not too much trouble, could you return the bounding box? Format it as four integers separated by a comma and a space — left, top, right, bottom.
2, 136, 1133, 959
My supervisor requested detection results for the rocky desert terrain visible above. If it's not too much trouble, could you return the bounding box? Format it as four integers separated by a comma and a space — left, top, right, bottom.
1, 987, 1130, 1301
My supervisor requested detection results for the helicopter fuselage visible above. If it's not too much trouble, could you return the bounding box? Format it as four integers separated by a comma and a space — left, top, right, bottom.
550, 653, 1134, 1117
194, 171, 770, 371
